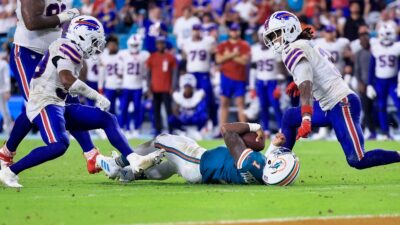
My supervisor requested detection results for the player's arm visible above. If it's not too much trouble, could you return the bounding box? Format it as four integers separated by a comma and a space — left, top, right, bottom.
232, 52, 250, 65
221, 122, 264, 141
215, 47, 238, 64
223, 129, 249, 163
292, 59, 314, 140
21, 0, 79, 30
56, 57, 110, 110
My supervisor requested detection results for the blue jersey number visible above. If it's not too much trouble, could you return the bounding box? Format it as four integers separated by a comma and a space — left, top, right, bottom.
46, 3, 67, 16
378, 55, 396, 68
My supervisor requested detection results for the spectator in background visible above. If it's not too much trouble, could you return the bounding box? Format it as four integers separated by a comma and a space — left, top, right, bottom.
173, 0, 192, 20
169, 74, 208, 137
353, 28, 376, 139
233, 0, 258, 24
201, 13, 218, 39
173, 6, 201, 50
0, 54, 12, 133
255, 0, 274, 26
0, 0, 16, 37
147, 37, 177, 136
343, 1, 366, 41
81, 0, 94, 15
97, 0, 118, 36
216, 23, 250, 125
92, 0, 115, 16
193, 0, 212, 17
143, 7, 168, 53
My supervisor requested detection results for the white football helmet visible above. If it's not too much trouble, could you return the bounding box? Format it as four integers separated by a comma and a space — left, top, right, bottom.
179, 73, 197, 89
66, 15, 106, 59
378, 24, 397, 45
263, 11, 302, 53
127, 34, 143, 53
262, 148, 300, 186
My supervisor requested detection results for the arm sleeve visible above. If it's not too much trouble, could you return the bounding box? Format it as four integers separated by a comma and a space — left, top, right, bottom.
56, 58, 76, 74
368, 55, 376, 85
292, 59, 313, 86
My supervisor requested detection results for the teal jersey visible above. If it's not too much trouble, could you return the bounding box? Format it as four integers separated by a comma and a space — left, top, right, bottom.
199, 146, 266, 184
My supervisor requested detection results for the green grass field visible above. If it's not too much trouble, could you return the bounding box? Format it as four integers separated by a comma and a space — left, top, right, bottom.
0, 139, 399, 225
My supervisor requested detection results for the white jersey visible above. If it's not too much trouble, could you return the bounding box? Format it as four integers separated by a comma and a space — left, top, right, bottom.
313, 37, 350, 73
14, 0, 72, 54
85, 57, 100, 82
251, 43, 281, 81
282, 40, 353, 111
370, 41, 400, 79
120, 50, 150, 90
99, 51, 123, 90
182, 36, 215, 73
26, 38, 83, 120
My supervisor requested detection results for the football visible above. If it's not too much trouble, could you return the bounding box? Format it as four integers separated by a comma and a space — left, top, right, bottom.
240, 132, 265, 151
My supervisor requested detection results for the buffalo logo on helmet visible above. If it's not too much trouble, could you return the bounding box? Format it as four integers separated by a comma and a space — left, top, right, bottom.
75, 19, 100, 31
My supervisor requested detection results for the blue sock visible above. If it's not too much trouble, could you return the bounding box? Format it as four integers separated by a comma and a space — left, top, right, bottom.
6, 112, 33, 152
348, 150, 400, 169
10, 142, 69, 174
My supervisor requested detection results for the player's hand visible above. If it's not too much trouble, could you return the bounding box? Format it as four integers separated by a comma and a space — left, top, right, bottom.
95, 95, 111, 111
57, 8, 80, 24
272, 133, 286, 146
366, 85, 377, 100
273, 86, 281, 99
286, 81, 300, 97
296, 119, 312, 140
255, 128, 264, 142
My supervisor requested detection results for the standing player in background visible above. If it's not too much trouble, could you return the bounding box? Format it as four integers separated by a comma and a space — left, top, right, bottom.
99, 35, 123, 115
173, 6, 201, 50
85, 56, 100, 107
182, 24, 218, 130
118, 34, 149, 138
0, 0, 102, 174
366, 24, 400, 140
250, 27, 283, 137
264, 11, 400, 170
216, 23, 250, 126
0, 56, 12, 134
313, 25, 352, 140
0, 16, 164, 188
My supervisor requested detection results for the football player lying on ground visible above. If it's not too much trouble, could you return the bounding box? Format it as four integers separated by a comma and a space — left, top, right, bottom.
0, 16, 164, 188
263, 11, 400, 169
96, 122, 300, 186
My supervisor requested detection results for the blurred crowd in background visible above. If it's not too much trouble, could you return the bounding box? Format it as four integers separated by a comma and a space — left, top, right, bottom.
0, 0, 400, 141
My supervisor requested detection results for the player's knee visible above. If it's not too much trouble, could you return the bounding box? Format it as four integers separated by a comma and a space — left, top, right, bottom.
346, 156, 365, 170
48, 140, 70, 158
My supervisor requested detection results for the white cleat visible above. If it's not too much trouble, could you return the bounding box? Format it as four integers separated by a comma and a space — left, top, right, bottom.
96, 154, 121, 179
0, 167, 23, 188
127, 149, 165, 173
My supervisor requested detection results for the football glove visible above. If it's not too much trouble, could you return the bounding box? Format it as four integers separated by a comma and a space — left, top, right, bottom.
57, 8, 80, 24
366, 85, 377, 100
296, 118, 312, 140
286, 81, 300, 97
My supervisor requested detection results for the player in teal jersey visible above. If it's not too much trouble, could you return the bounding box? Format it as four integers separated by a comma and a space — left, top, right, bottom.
97, 123, 298, 186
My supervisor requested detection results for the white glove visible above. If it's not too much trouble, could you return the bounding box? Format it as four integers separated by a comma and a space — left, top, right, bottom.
366, 85, 377, 100
95, 94, 111, 111
57, 8, 80, 24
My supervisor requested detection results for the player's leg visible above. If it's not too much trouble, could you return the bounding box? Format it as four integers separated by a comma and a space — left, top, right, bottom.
132, 89, 143, 131
256, 80, 270, 131
162, 93, 173, 133
268, 80, 283, 128
118, 89, 131, 131
0, 106, 70, 187
388, 80, 400, 122
375, 78, 390, 135
328, 94, 400, 169
153, 93, 163, 135
220, 73, 233, 125
281, 102, 331, 150
168, 114, 183, 131
234, 80, 247, 122
64, 104, 164, 172
196, 73, 218, 126
104, 88, 117, 114
154, 134, 205, 183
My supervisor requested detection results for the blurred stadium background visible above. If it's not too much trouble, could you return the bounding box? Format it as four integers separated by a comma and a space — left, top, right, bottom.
0, 0, 399, 141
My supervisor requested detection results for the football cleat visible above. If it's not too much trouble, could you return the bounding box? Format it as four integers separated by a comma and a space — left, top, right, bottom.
96, 154, 121, 179
84, 148, 102, 174
0, 145, 15, 169
127, 149, 165, 173
0, 167, 23, 188
118, 166, 135, 182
